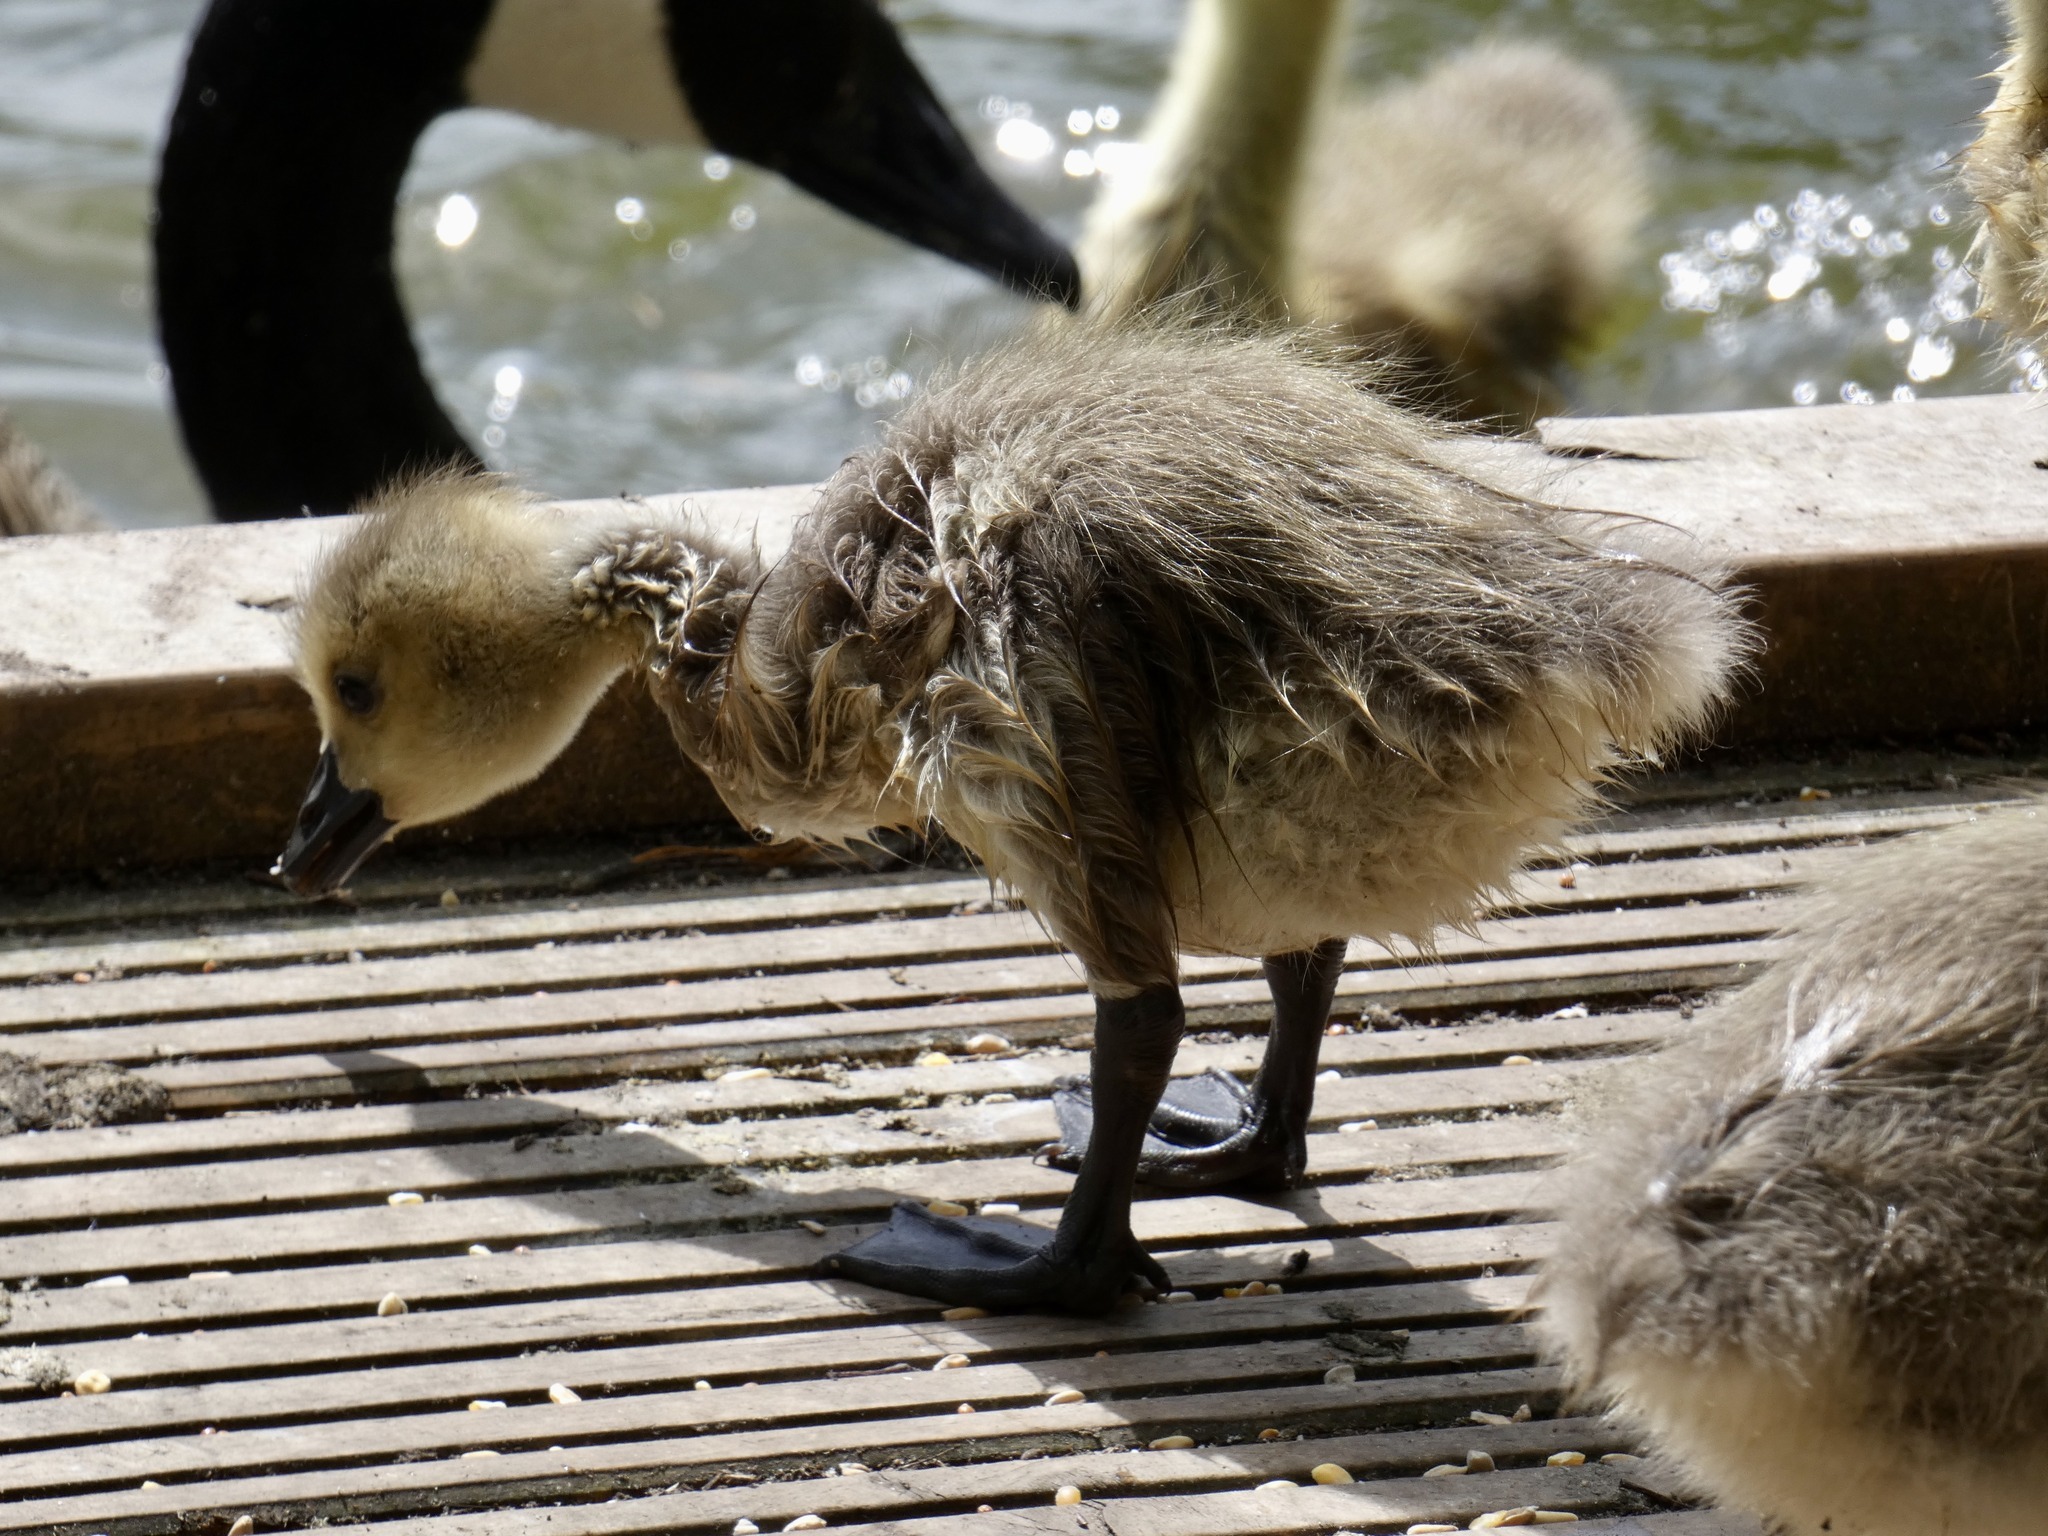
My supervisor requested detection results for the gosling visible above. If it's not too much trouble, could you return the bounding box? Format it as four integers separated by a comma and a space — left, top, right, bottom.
278, 322, 1744, 1315
1965, 0, 2048, 339
1538, 805, 2048, 1534
1078, 0, 1648, 421
1292, 43, 1649, 422
0, 410, 102, 537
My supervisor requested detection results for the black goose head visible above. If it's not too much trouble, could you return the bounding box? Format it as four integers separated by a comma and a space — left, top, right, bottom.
154, 0, 1080, 522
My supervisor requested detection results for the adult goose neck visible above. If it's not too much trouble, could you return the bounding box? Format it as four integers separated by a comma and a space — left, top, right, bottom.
155, 0, 489, 522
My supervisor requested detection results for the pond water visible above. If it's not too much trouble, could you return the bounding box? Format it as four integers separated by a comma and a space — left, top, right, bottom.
0, 0, 2016, 527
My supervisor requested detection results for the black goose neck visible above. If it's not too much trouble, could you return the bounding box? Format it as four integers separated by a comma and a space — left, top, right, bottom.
154, 0, 493, 521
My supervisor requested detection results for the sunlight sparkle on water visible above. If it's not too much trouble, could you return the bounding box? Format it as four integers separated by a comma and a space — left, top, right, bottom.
434, 194, 478, 249
493, 365, 523, 399
995, 118, 1054, 161
614, 198, 645, 225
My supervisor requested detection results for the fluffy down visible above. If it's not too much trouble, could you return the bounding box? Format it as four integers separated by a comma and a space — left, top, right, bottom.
0, 409, 100, 536
645, 323, 1743, 993
1538, 805, 2048, 1535
1293, 42, 1649, 421
1965, 0, 2048, 340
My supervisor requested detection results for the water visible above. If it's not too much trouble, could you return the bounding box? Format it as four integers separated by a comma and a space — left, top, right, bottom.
0, 0, 2013, 528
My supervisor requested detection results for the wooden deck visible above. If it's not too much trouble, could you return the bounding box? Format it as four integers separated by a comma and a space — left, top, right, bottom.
0, 768, 2021, 1536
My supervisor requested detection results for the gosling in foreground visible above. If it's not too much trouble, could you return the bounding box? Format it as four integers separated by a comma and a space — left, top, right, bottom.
277, 324, 1743, 1314
1539, 806, 2048, 1533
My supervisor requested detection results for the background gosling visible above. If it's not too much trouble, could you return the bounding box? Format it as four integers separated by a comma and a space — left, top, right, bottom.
1538, 805, 2048, 1534
278, 322, 1744, 1315
1965, 0, 2048, 340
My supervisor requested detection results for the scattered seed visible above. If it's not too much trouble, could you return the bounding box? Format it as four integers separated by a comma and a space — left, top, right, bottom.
1556, 871, 1577, 889
84, 1274, 129, 1288
784, 1516, 827, 1531
1054, 1486, 1082, 1506
1046, 1389, 1085, 1406
1162, 1290, 1196, 1304
720, 1067, 772, 1082
915, 1052, 952, 1068
1338, 1120, 1377, 1134
439, 888, 460, 909
1799, 786, 1832, 801
980, 1091, 1017, 1104
1149, 1435, 1195, 1450
1423, 1463, 1467, 1479
386, 1191, 424, 1206
1409, 1526, 1459, 1534
1512, 1403, 1533, 1422
1466, 1450, 1496, 1472
1471, 1509, 1538, 1528
1222, 1286, 1242, 1299
979, 1202, 1021, 1216
140, 1480, 161, 1490
837, 1463, 869, 1476
72, 1371, 112, 1395
956, 1403, 975, 1414
188, 1271, 232, 1280
1257, 1428, 1281, 1441
1323, 1363, 1357, 1385
460, 1449, 500, 1459
468, 1400, 506, 1412
1599, 1453, 1642, 1467
1501, 1055, 1534, 1067
376, 1293, 408, 1317
1310, 1462, 1353, 1485
798, 1219, 828, 1236
1531, 1515, 1579, 1526
927, 1199, 971, 1218
695, 1380, 713, 1391
933, 1354, 971, 1371
1546, 1451, 1585, 1467
1470, 1409, 1513, 1426
942, 1306, 991, 1321
227, 1519, 256, 1536
1256, 1479, 1299, 1492
467, 1244, 492, 1256
547, 1384, 581, 1405
964, 1033, 1011, 1054
734, 1522, 761, 1536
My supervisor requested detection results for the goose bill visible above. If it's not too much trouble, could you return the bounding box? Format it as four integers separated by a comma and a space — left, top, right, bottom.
273, 745, 396, 897
670, 0, 1082, 307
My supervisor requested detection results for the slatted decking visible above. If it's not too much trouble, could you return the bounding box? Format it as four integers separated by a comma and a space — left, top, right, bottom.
0, 775, 2013, 1536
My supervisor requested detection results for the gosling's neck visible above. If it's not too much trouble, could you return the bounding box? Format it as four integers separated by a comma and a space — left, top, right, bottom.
1078, 0, 1345, 319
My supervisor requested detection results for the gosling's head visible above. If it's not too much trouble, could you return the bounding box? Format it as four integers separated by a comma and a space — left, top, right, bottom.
275, 470, 632, 896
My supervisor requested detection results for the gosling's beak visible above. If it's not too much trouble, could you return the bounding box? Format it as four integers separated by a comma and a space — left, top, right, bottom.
272, 745, 397, 897
669, 0, 1081, 308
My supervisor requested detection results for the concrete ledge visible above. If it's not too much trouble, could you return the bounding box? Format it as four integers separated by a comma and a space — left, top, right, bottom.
5, 395, 2047, 876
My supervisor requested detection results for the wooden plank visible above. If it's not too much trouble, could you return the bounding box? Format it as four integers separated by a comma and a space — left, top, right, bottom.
0, 1368, 1572, 1532
291, 1421, 1642, 1536
0, 1139, 1557, 1283
0, 889, 1786, 1032
0, 1008, 1671, 1177
7, 394, 2048, 876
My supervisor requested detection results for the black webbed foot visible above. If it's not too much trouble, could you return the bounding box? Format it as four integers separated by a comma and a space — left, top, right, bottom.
1049, 1067, 1307, 1191
821, 1200, 1168, 1315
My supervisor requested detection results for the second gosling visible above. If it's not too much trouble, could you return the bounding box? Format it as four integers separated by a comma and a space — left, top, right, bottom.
1539, 805, 2048, 1533
276, 323, 1745, 1315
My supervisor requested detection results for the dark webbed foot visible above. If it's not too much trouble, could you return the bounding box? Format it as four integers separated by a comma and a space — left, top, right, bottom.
1050, 940, 1348, 1193
1050, 1067, 1305, 1190
822, 1200, 1168, 1314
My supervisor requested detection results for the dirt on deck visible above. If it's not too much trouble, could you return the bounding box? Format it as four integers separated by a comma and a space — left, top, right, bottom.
0, 1050, 164, 1134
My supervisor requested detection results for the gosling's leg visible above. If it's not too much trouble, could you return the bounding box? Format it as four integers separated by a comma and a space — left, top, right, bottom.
824, 985, 1181, 1315
1051, 938, 1346, 1190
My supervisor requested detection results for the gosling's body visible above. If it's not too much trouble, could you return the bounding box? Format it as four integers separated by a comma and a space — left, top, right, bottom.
0, 412, 102, 537
1538, 807, 2048, 1534
1965, 0, 2048, 339
1078, 0, 1647, 421
1293, 44, 1648, 422
284, 323, 1741, 1312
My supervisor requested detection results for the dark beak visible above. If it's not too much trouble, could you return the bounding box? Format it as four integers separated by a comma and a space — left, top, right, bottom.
665, 0, 1081, 307
272, 745, 397, 897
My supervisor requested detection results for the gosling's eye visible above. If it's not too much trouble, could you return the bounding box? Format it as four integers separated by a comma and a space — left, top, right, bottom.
333, 672, 380, 716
